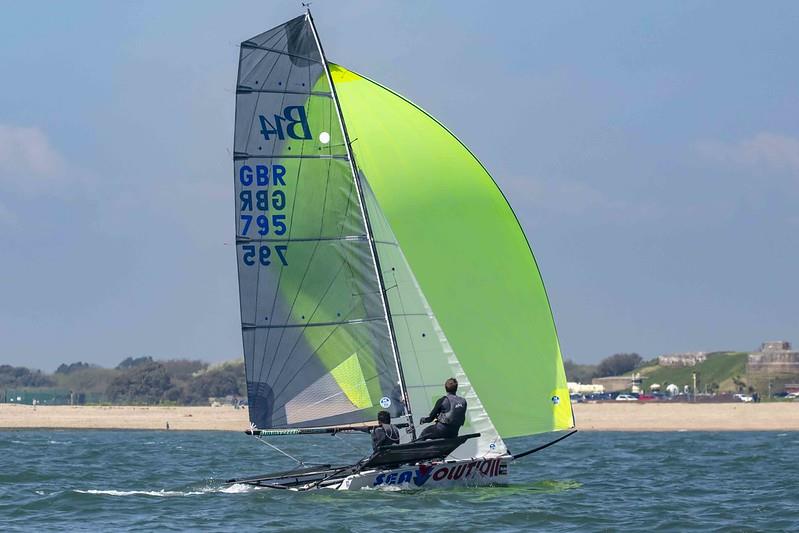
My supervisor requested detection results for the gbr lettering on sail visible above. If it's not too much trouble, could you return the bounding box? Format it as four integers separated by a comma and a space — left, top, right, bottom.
238, 106, 313, 268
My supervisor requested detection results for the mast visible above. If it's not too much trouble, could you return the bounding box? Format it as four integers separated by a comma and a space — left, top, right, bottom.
305, 9, 416, 438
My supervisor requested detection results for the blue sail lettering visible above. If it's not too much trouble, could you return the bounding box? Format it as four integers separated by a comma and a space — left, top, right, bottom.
256, 165, 269, 186
258, 107, 312, 141
255, 190, 269, 211
272, 164, 286, 186
239, 165, 253, 186
272, 190, 286, 210
239, 190, 252, 211
283, 106, 312, 140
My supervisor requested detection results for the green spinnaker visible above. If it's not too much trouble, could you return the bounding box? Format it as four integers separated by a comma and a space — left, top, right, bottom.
330, 64, 574, 437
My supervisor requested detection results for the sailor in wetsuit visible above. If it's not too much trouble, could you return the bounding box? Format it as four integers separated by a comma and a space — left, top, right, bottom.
371, 410, 400, 451
416, 378, 467, 440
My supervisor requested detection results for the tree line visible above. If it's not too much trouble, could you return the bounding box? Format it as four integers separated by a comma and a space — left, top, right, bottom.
563, 353, 644, 383
2, 352, 646, 403
0, 357, 246, 405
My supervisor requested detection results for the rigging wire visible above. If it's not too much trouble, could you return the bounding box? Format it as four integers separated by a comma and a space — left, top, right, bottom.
255, 435, 306, 466
332, 432, 363, 455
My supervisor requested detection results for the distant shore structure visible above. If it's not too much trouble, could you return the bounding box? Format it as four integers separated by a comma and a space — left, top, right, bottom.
568, 382, 605, 394
658, 352, 708, 367
748, 341, 799, 374
591, 376, 631, 393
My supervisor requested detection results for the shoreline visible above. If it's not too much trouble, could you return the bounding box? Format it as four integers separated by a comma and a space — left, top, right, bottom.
1, 402, 797, 432
572, 402, 799, 431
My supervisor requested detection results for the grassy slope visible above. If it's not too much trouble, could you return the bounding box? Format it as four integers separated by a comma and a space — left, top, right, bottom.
636, 352, 749, 392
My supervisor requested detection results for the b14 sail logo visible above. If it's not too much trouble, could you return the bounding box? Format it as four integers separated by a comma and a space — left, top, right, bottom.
258, 106, 312, 141
372, 458, 506, 487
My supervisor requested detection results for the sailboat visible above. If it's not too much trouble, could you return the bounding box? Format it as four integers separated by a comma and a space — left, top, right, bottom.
227, 10, 576, 491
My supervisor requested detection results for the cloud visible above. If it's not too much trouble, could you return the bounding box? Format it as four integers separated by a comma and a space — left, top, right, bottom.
697, 132, 799, 174
504, 176, 628, 216
0, 124, 67, 191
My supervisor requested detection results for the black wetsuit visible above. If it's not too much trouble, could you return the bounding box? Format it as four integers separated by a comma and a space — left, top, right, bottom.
371, 423, 400, 450
417, 393, 466, 440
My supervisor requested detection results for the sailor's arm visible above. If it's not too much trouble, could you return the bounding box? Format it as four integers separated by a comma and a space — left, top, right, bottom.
419, 396, 445, 424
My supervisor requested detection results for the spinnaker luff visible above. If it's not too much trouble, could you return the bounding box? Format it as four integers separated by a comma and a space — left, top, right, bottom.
232, 11, 574, 480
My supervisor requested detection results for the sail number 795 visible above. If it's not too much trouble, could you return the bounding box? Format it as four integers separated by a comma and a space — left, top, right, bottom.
239, 162, 289, 267
242, 245, 287, 266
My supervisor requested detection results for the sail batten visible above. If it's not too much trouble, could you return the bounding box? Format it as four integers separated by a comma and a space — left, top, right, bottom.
243, 317, 387, 330
239, 44, 324, 65
236, 87, 332, 98
236, 235, 367, 244
234, 154, 349, 160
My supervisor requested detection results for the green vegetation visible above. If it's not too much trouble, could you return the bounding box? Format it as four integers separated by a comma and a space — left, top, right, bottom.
636, 352, 749, 392
0, 365, 54, 388
564, 353, 642, 383
596, 353, 643, 378
1, 358, 246, 406
106, 362, 180, 404
563, 360, 598, 383
182, 362, 247, 405
53, 366, 120, 395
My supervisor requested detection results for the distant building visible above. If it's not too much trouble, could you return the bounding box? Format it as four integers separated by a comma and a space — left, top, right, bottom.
760, 341, 791, 352
747, 341, 799, 374
568, 382, 605, 394
658, 352, 707, 367
1, 388, 75, 405
591, 376, 632, 393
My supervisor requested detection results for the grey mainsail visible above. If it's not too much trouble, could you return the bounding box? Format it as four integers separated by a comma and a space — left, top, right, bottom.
234, 15, 404, 429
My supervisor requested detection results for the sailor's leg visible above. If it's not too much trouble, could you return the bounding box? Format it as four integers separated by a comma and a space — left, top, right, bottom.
416, 423, 450, 441
441, 425, 459, 439
416, 425, 438, 441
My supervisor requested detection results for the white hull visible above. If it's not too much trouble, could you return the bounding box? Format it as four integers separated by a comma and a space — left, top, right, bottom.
302, 456, 511, 491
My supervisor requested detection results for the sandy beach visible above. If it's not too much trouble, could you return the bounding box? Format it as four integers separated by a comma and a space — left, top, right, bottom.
572, 402, 799, 431
1, 402, 797, 432
0, 405, 250, 432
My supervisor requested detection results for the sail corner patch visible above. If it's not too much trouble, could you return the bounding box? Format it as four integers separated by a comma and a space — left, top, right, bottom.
330, 353, 372, 409
329, 64, 359, 83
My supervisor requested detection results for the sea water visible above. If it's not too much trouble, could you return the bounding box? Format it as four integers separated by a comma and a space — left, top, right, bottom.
1, 430, 797, 531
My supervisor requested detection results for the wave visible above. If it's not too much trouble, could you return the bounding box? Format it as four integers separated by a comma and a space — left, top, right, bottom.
75, 489, 207, 497
73, 483, 258, 497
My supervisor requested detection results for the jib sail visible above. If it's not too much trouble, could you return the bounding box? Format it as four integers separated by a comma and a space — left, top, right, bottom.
329, 65, 574, 439
359, 175, 507, 457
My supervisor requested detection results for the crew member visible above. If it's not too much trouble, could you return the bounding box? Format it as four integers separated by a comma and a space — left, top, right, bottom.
371, 410, 400, 451
416, 378, 467, 440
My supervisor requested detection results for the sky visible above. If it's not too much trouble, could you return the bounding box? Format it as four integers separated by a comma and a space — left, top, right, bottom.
1, 1, 798, 370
